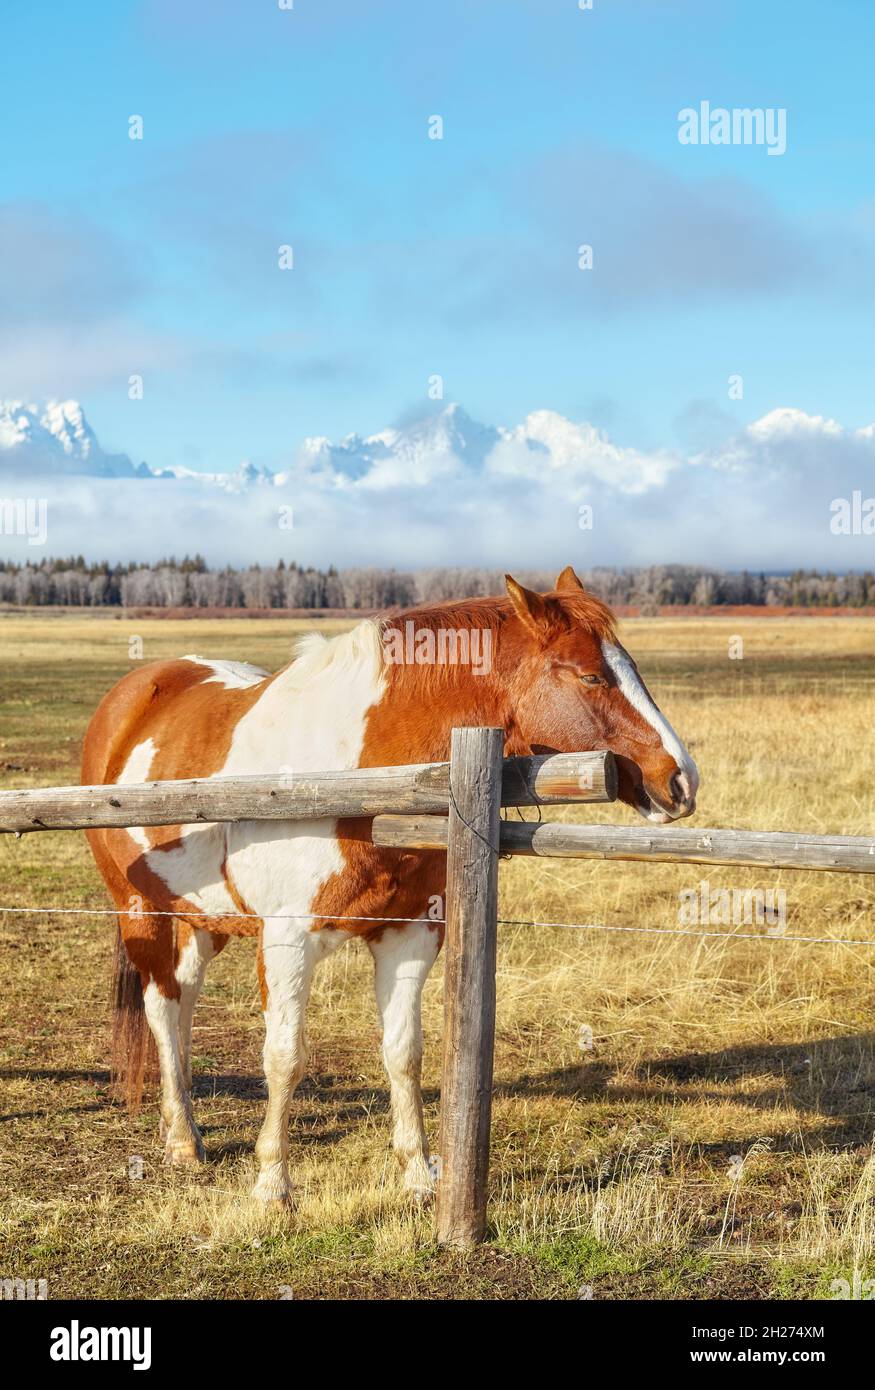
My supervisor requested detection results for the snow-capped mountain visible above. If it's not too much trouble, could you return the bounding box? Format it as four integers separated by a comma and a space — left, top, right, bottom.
298, 404, 501, 485
0, 397, 871, 571
0, 398, 674, 494
156, 459, 278, 493
1, 397, 871, 511
0, 400, 285, 489
0, 399, 525, 491
0, 400, 153, 479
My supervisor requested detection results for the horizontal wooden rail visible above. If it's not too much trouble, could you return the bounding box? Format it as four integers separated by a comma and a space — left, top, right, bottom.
0, 750, 616, 835
371, 816, 875, 875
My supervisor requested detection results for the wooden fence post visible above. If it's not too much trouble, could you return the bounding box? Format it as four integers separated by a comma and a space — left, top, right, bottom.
435, 726, 504, 1247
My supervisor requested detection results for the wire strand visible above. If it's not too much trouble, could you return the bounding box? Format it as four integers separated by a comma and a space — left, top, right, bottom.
0, 903, 873, 946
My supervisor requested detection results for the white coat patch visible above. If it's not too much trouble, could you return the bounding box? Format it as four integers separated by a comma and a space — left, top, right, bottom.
138, 622, 387, 928
182, 657, 267, 689
117, 738, 158, 849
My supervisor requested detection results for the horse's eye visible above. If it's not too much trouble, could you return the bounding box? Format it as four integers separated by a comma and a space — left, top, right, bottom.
579, 673, 602, 687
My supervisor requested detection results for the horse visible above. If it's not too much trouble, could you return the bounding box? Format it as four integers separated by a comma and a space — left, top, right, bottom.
82, 566, 698, 1206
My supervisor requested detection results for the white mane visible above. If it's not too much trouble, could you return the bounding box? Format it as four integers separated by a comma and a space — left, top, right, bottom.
284, 618, 384, 690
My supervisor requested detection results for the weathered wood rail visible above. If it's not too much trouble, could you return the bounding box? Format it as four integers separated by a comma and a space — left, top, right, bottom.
2, 727, 872, 1248
371, 817, 875, 875
0, 749, 616, 834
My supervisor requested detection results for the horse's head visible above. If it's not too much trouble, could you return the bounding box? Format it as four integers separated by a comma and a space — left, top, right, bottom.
502, 566, 698, 823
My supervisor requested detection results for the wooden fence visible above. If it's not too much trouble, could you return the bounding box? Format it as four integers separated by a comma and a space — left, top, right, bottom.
2, 726, 874, 1247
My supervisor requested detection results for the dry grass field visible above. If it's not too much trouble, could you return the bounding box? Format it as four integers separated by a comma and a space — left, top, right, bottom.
1, 611, 874, 1300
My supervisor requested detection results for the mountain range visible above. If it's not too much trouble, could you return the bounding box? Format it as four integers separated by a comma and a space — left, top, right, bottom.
0, 398, 673, 495
0, 400, 276, 491
0, 397, 872, 570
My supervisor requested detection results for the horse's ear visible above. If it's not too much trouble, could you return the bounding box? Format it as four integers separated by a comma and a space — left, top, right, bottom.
505, 575, 551, 641
555, 565, 585, 593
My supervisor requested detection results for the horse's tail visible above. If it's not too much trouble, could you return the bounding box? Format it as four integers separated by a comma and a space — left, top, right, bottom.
110, 920, 156, 1111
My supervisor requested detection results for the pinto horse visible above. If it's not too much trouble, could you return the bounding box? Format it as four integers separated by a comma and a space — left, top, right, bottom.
82, 567, 698, 1205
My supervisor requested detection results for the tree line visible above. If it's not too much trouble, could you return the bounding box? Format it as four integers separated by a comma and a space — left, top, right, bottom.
0, 557, 874, 609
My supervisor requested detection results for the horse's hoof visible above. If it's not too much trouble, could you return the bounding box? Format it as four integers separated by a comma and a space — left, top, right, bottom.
402, 1155, 435, 1204
251, 1186, 294, 1211
251, 1158, 294, 1208
266, 1195, 294, 1214
163, 1136, 205, 1166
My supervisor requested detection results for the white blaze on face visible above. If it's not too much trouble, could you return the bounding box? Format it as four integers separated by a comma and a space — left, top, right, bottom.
601, 641, 699, 808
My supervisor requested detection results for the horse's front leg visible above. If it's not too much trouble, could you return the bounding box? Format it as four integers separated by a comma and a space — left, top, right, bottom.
368, 916, 441, 1198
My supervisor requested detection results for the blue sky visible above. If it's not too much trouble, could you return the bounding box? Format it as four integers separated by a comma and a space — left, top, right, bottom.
1, 0, 874, 482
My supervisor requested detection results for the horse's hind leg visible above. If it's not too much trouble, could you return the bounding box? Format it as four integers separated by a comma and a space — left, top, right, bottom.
251, 916, 322, 1206
175, 925, 229, 1092
121, 908, 206, 1165
368, 917, 441, 1198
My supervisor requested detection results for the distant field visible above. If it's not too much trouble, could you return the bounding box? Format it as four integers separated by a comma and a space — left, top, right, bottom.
1, 613, 874, 1300
2, 602, 874, 621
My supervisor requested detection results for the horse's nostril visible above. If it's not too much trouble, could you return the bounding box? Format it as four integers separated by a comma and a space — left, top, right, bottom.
670, 773, 684, 804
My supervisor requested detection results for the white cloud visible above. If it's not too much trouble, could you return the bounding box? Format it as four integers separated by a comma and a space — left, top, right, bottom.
488, 410, 677, 494
1, 400, 874, 570
747, 407, 844, 440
